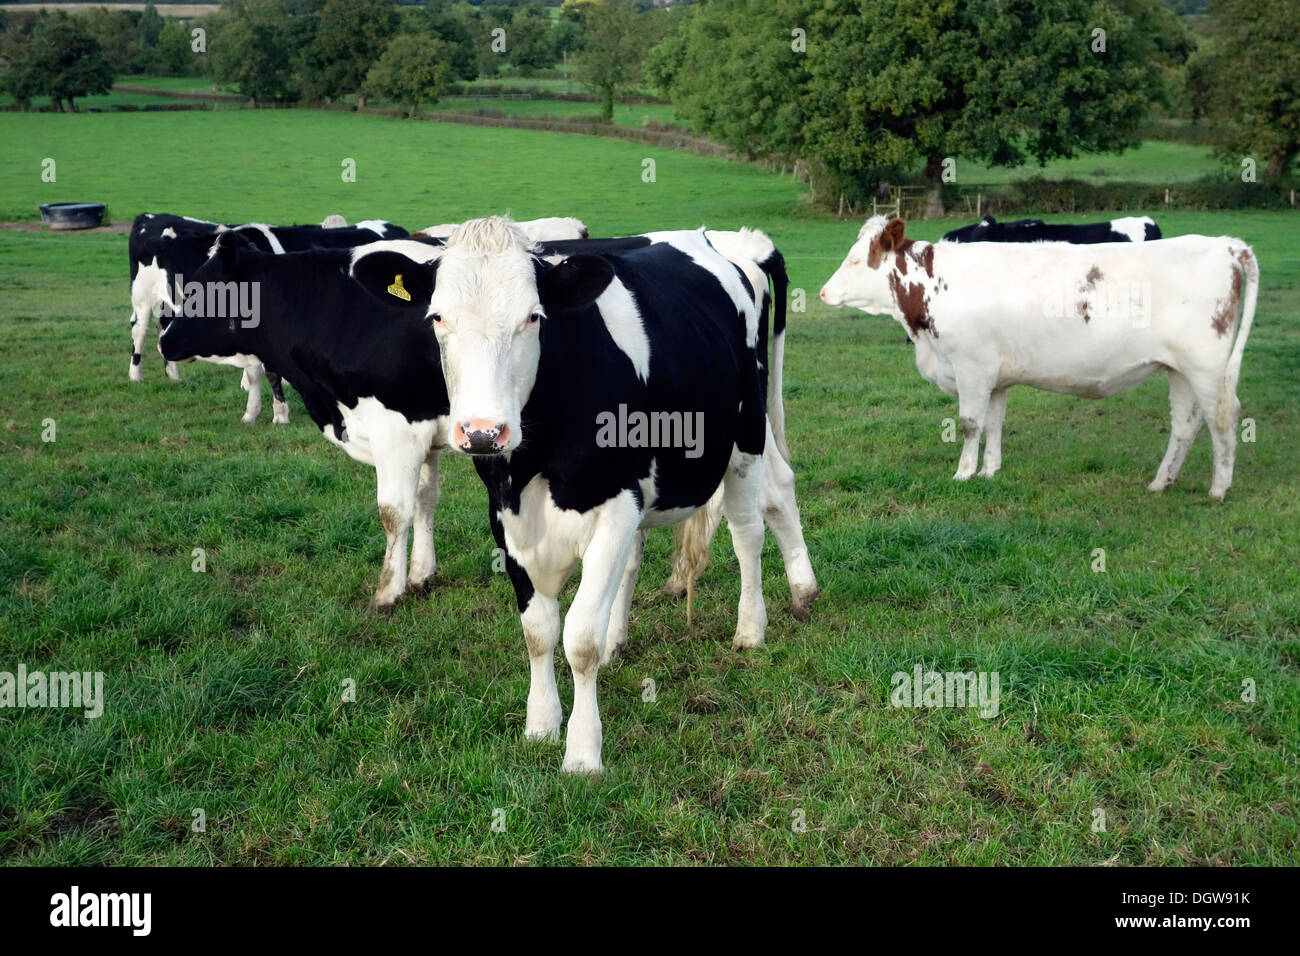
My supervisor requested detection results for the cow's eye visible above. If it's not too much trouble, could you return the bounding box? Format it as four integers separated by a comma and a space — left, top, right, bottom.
527, 311, 543, 325
849, 257, 861, 267
429, 312, 443, 324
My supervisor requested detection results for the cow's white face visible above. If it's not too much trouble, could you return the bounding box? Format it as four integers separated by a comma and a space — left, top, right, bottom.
820, 216, 905, 313
429, 241, 544, 455
350, 218, 613, 457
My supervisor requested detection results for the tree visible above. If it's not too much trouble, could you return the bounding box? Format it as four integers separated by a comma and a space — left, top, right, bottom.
665, 0, 1190, 213
1205, 0, 1300, 177
571, 0, 645, 123
5, 11, 114, 111
363, 33, 452, 117
303, 0, 400, 103
506, 4, 558, 76
209, 0, 301, 103
81, 8, 142, 76
155, 19, 196, 77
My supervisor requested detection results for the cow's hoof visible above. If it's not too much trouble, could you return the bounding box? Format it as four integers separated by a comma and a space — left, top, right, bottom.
791, 585, 819, 621
953, 470, 975, 481
128, 367, 143, 383
366, 597, 397, 614
731, 631, 765, 651
600, 635, 628, 667
561, 754, 605, 775
1147, 479, 1169, 493
1209, 486, 1229, 501
273, 414, 290, 425
241, 412, 259, 424
524, 725, 561, 745
408, 577, 436, 597
977, 466, 1000, 478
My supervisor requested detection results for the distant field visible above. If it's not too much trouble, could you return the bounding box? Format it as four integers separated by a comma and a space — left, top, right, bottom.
0, 89, 208, 109
958, 139, 1236, 186
439, 96, 679, 128
1, 108, 1296, 865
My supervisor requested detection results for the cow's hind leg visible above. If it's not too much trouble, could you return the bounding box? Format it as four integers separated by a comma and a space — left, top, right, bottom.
759, 421, 818, 619
953, 372, 996, 480
602, 528, 647, 666
268, 371, 290, 424
408, 451, 440, 594
1187, 370, 1238, 500
1148, 369, 1201, 493
562, 490, 642, 773
129, 306, 149, 381
240, 364, 264, 423
722, 448, 768, 650
978, 387, 1009, 478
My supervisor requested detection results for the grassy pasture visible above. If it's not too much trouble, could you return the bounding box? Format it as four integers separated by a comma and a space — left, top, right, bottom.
0, 109, 1297, 865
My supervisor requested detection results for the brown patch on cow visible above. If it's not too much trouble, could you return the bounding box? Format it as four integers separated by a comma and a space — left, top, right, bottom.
893, 239, 936, 279
888, 273, 932, 336
524, 626, 551, 659
1074, 266, 1103, 322
867, 217, 907, 268
1212, 265, 1243, 337
567, 642, 600, 676
378, 504, 399, 536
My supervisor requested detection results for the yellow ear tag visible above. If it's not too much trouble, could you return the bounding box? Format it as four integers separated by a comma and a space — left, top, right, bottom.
387, 274, 411, 301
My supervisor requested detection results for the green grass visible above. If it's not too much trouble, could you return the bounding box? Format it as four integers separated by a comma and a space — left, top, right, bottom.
1, 109, 1297, 865
956, 139, 1236, 186
0, 89, 210, 109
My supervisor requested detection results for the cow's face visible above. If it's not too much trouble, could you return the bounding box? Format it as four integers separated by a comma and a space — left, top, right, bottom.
352, 218, 612, 456
820, 216, 907, 312
157, 232, 259, 367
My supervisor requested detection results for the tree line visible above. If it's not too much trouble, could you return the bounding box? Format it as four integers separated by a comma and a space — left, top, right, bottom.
2, 0, 1295, 210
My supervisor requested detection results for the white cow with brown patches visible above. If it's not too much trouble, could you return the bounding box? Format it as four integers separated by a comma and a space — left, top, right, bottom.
820, 216, 1259, 499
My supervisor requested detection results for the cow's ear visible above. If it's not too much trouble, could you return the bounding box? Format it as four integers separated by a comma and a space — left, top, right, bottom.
212, 229, 246, 272
538, 254, 614, 312
351, 251, 436, 308
881, 218, 906, 251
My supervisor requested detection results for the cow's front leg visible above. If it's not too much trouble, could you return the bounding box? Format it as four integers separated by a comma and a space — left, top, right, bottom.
368, 442, 424, 610
240, 364, 264, 423
602, 528, 647, 666
953, 374, 995, 480
408, 451, 440, 594
268, 371, 290, 424
978, 387, 1009, 477
722, 448, 768, 649
561, 490, 642, 773
522, 591, 563, 742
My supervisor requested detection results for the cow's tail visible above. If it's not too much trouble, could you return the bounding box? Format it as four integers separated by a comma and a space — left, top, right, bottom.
1216, 245, 1259, 432
669, 488, 724, 623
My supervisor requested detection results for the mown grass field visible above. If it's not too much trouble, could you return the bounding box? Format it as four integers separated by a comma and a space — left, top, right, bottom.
0, 109, 1297, 865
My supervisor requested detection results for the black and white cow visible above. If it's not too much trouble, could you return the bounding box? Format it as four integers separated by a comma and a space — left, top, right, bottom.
128, 212, 408, 423
158, 233, 446, 609
943, 215, 1162, 244
349, 217, 818, 773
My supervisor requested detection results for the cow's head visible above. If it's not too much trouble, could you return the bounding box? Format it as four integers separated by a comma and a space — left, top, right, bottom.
351, 216, 613, 456
820, 216, 907, 312
157, 230, 262, 369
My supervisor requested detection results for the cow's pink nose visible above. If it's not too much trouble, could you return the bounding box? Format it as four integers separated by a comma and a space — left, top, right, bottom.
454, 418, 510, 455
819, 288, 828, 301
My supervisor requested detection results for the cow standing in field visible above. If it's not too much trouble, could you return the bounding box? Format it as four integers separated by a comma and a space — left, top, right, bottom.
128, 213, 409, 424
943, 215, 1162, 243
350, 217, 817, 772
414, 216, 588, 242
820, 216, 1258, 499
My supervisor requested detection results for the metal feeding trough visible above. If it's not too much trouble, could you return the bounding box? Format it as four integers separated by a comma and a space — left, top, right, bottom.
39, 202, 107, 230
